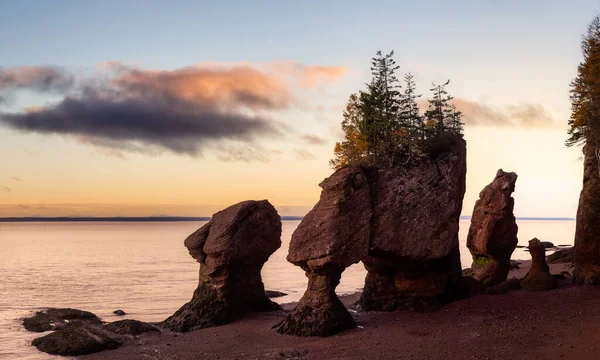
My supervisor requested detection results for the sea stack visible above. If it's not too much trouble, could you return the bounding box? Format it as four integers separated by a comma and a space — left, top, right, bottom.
521, 238, 556, 291
360, 138, 467, 311
275, 167, 371, 336
466, 169, 518, 286
162, 200, 282, 332
573, 144, 600, 284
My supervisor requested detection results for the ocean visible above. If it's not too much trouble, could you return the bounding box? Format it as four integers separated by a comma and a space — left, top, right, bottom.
0, 219, 576, 359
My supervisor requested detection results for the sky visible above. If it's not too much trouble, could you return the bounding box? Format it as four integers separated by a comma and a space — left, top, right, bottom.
0, 0, 598, 217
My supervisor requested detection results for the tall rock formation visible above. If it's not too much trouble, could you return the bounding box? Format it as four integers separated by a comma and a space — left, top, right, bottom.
163, 200, 282, 332
279, 137, 467, 336
360, 138, 467, 311
466, 170, 518, 286
275, 167, 371, 336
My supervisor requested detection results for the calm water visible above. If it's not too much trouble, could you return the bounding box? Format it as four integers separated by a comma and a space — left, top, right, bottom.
0, 219, 575, 359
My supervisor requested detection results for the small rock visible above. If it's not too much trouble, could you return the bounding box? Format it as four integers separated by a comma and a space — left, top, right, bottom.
521, 239, 556, 291
23, 308, 102, 332
113, 310, 126, 316
265, 290, 287, 298
104, 319, 160, 335
32, 325, 122, 356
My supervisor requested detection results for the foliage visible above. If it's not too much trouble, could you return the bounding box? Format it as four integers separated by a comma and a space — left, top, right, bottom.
331, 50, 464, 170
567, 15, 600, 151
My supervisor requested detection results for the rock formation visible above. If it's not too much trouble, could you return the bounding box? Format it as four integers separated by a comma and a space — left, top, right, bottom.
466, 169, 518, 286
162, 200, 282, 332
103, 319, 161, 335
32, 325, 122, 356
573, 144, 600, 284
360, 138, 467, 311
275, 167, 371, 336
278, 137, 467, 336
23, 308, 102, 332
521, 238, 556, 291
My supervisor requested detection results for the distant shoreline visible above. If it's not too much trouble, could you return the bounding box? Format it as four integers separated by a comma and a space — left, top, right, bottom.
0, 216, 574, 222
0, 216, 306, 222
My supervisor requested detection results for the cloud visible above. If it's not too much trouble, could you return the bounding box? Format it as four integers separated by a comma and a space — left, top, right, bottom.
271, 62, 349, 88
0, 186, 11, 192
452, 99, 555, 128
293, 148, 317, 161
216, 145, 270, 163
300, 134, 328, 145
9, 176, 23, 182
0, 66, 74, 94
0, 64, 302, 157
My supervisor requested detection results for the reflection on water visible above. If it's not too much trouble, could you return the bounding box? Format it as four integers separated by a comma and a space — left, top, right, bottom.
0, 219, 575, 359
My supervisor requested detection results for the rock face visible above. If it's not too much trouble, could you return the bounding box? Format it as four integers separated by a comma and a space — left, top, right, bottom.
163, 200, 282, 332
360, 138, 467, 311
573, 144, 600, 284
275, 167, 371, 336
23, 308, 102, 332
466, 170, 518, 286
521, 238, 556, 291
278, 138, 467, 336
32, 325, 122, 356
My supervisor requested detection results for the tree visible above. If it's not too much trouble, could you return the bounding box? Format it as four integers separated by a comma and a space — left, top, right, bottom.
424, 80, 453, 136
330, 93, 370, 169
567, 15, 600, 167
399, 72, 424, 162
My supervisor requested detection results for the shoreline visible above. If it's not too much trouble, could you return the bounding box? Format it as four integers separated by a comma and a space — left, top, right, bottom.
74, 257, 594, 360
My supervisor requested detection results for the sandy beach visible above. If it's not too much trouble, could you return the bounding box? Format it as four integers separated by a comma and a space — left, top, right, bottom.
76, 261, 600, 360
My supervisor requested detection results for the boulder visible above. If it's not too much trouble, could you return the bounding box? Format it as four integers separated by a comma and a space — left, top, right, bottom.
275, 167, 371, 336
573, 144, 600, 284
541, 241, 555, 249
104, 319, 160, 335
162, 200, 282, 332
466, 169, 518, 286
521, 238, 556, 291
265, 290, 287, 298
23, 308, 102, 332
31, 325, 122, 356
359, 138, 467, 311
547, 247, 575, 264
113, 309, 126, 316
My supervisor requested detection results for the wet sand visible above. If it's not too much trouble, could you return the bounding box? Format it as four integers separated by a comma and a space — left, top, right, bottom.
77, 260, 600, 360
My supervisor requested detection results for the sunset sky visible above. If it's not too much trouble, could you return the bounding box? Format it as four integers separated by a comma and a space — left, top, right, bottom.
0, 0, 597, 217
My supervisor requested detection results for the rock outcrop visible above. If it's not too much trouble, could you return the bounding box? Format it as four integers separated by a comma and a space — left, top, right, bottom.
360, 138, 467, 311
521, 238, 556, 291
278, 137, 467, 336
466, 170, 518, 286
573, 144, 600, 284
23, 308, 102, 332
547, 247, 575, 265
163, 200, 282, 332
275, 167, 371, 336
32, 325, 122, 356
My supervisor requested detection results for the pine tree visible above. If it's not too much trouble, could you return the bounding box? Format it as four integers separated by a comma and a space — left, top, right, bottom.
399, 72, 424, 162
424, 80, 451, 136
567, 15, 600, 155
330, 93, 370, 169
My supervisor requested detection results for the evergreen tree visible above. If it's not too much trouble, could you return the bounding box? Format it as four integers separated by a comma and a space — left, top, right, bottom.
424, 80, 451, 136
399, 72, 424, 162
567, 15, 600, 157
330, 93, 370, 169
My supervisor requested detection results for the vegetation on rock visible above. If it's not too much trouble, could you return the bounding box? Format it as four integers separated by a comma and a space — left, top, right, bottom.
331, 50, 464, 170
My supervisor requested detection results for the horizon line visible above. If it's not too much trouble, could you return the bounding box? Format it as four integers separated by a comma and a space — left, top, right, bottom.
0, 216, 576, 222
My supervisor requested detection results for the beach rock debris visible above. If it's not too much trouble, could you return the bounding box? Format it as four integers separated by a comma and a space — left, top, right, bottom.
278, 138, 467, 336
521, 238, 556, 291
23, 308, 102, 333
113, 309, 126, 316
162, 200, 282, 332
265, 290, 288, 298
466, 169, 518, 286
573, 144, 600, 284
103, 319, 160, 335
32, 324, 122, 356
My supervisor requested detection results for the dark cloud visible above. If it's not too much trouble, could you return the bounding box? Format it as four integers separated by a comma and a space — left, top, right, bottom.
0, 64, 297, 157
0, 66, 74, 94
300, 134, 328, 145
0, 96, 285, 156
452, 99, 555, 128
